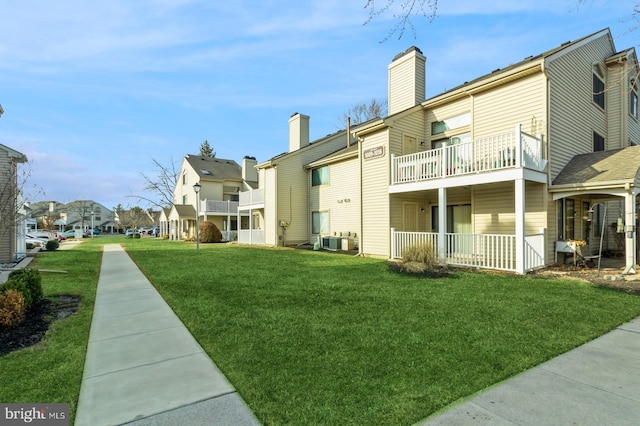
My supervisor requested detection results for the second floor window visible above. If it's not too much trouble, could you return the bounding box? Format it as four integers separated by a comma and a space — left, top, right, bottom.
593, 131, 605, 152
312, 166, 329, 186
631, 79, 638, 118
593, 66, 605, 109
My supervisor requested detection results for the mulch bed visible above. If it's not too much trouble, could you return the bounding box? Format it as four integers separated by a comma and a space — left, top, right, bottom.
0, 295, 80, 356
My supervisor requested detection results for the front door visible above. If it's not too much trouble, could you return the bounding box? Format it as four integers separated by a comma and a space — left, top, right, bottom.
403, 135, 417, 155
403, 202, 419, 232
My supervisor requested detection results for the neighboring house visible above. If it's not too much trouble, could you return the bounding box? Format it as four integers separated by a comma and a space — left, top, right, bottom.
239, 28, 640, 275
0, 143, 27, 263
169, 155, 258, 241
29, 200, 116, 233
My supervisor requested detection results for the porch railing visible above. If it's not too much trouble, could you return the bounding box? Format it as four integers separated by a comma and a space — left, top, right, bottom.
391, 125, 544, 185
391, 230, 546, 273
238, 229, 265, 245
239, 188, 265, 207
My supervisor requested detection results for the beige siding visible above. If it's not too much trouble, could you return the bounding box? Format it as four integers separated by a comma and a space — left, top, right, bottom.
311, 157, 360, 240
0, 150, 15, 262
547, 33, 614, 180
473, 73, 546, 138
263, 167, 277, 245
474, 182, 545, 235
388, 50, 426, 115
389, 111, 427, 156
269, 132, 352, 246
607, 62, 624, 149
361, 130, 390, 256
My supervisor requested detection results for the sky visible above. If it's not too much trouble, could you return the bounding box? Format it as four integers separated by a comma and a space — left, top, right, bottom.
0, 0, 637, 210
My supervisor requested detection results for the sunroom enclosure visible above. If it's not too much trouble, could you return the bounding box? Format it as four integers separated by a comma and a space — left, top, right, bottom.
389, 125, 547, 274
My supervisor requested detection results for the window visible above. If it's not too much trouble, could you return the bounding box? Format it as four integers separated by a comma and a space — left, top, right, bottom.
565, 199, 575, 240
312, 166, 329, 186
593, 65, 605, 109
182, 173, 187, 185
431, 112, 471, 135
631, 79, 638, 118
593, 132, 605, 152
182, 195, 187, 204
312, 211, 329, 234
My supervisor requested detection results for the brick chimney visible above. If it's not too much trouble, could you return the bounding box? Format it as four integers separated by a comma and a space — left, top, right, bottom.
388, 46, 426, 115
242, 156, 258, 183
288, 112, 310, 152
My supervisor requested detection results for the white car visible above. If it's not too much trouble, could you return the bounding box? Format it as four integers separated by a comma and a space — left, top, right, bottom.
27, 231, 57, 240
25, 237, 47, 248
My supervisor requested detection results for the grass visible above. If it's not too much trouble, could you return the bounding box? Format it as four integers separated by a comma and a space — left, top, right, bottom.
0, 240, 102, 423
2, 236, 640, 425
118, 238, 640, 425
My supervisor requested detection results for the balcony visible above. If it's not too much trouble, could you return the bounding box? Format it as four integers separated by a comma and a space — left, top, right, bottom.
201, 200, 238, 215
239, 188, 265, 208
391, 125, 545, 186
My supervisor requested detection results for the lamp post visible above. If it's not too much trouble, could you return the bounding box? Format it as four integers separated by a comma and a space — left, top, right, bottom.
91, 211, 95, 239
193, 182, 201, 252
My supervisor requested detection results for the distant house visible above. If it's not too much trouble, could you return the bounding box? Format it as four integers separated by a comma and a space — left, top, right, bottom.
239, 28, 640, 275
168, 155, 258, 241
0, 143, 28, 263
29, 200, 116, 233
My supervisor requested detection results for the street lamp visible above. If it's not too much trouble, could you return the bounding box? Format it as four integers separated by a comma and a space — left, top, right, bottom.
193, 182, 201, 252
91, 211, 95, 239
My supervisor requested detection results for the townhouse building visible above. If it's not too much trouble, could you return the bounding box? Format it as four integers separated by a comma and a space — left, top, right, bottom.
239, 28, 640, 275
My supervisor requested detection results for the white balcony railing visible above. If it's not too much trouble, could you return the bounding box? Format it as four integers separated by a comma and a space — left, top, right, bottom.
390, 230, 546, 273
239, 188, 265, 207
201, 200, 238, 214
391, 125, 544, 185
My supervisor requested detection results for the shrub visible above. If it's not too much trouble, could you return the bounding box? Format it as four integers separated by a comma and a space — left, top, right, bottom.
7, 268, 43, 308
402, 243, 440, 270
200, 221, 222, 243
0, 290, 26, 328
46, 239, 60, 251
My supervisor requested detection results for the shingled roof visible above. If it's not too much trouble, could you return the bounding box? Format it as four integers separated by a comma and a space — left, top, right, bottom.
184, 155, 242, 181
552, 146, 640, 187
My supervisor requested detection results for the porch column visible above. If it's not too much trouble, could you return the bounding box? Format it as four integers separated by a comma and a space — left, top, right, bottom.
623, 189, 637, 274
515, 178, 525, 274
249, 208, 254, 245
438, 187, 447, 262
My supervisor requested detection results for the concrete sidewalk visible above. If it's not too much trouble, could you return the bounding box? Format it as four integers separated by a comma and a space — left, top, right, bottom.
75, 244, 259, 426
420, 316, 640, 425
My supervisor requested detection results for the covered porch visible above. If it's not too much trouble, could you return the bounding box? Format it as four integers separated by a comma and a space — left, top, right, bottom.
237, 188, 265, 245
550, 146, 640, 275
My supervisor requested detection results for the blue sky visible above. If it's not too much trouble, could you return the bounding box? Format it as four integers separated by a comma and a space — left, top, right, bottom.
0, 0, 636, 209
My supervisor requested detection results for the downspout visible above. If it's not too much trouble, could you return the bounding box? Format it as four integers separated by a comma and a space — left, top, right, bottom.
358, 133, 364, 256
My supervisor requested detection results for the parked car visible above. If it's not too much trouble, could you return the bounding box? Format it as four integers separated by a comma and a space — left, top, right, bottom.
25, 237, 47, 249
92, 228, 101, 235
137, 227, 153, 235
125, 229, 141, 238
27, 231, 55, 240
61, 229, 79, 238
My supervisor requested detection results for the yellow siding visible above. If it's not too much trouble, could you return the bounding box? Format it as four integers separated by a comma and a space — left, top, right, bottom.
272, 132, 352, 245
426, 99, 473, 145
361, 130, 390, 256
474, 182, 545, 235
311, 158, 360, 239
607, 62, 624, 149
389, 111, 427, 156
546, 33, 613, 179
264, 167, 277, 245
473, 73, 546, 138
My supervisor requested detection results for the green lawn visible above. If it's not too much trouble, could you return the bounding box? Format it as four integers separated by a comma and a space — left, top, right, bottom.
120, 238, 640, 425
1, 237, 640, 425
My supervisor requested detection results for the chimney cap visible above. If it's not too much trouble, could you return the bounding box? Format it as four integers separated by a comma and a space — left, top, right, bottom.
243, 155, 256, 160
393, 46, 423, 61
290, 112, 299, 118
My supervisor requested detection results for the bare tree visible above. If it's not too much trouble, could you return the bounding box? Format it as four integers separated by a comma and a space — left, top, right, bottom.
338, 98, 388, 128
199, 140, 216, 157
132, 157, 180, 209
65, 200, 94, 231
364, 0, 439, 41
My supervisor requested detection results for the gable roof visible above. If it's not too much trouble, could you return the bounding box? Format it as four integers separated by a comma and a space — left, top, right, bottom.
184, 155, 242, 181
0, 143, 27, 162
171, 204, 196, 217
552, 146, 640, 188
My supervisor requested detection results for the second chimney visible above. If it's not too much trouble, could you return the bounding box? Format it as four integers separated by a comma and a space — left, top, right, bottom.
288, 112, 310, 152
